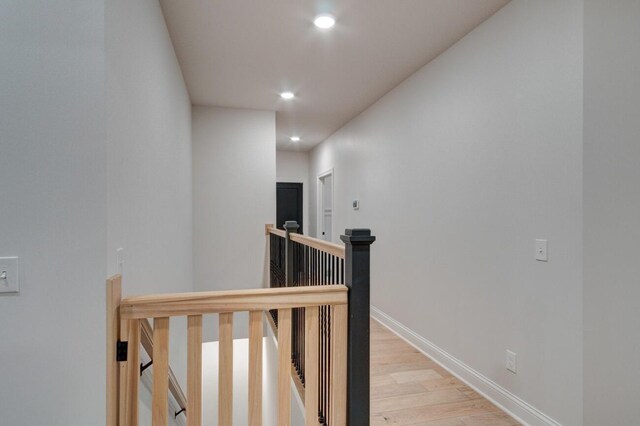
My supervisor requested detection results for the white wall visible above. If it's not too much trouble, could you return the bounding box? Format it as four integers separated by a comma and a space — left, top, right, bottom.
0, 1, 107, 424
583, 0, 640, 424
106, 0, 194, 413
276, 150, 310, 235
192, 106, 276, 338
309, 1, 583, 424
0, 1, 194, 424
107, 0, 193, 300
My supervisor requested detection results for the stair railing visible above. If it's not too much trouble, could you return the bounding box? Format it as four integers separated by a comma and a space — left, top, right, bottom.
106, 275, 349, 426
266, 221, 375, 425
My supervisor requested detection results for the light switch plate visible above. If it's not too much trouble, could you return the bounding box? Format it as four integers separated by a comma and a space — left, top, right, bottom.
0, 257, 19, 294
535, 239, 548, 262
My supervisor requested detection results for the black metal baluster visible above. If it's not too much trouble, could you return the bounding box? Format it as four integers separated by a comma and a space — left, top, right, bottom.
333, 255, 336, 284
319, 250, 323, 420
316, 247, 323, 424
323, 251, 326, 285
293, 242, 298, 373
325, 302, 330, 425
328, 302, 332, 425
297, 242, 301, 378
323, 250, 327, 424
317, 249, 322, 422
300, 242, 305, 383
301, 241, 305, 383
323, 246, 328, 425
316, 251, 327, 424
298, 243, 304, 381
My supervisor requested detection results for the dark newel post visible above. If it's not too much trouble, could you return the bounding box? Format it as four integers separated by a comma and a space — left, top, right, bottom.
284, 221, 300, 286
341, 229, 375, 425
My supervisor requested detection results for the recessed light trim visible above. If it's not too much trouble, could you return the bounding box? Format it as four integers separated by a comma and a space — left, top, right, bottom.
290, 136, 301, 142
280, 91, 295, 100
314, 14, 336, 29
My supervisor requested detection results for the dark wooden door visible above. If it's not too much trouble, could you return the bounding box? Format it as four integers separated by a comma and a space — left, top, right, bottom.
276, 182, 303, 232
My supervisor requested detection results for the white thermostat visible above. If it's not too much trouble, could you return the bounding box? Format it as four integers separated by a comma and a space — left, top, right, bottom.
352, 200, 359, 210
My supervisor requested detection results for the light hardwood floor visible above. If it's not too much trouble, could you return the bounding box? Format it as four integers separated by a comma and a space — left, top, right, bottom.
370, 319, 521, 426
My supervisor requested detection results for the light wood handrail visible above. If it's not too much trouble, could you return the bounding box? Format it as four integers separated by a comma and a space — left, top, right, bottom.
121, 285, 348, 320
266, 225, 286, 238
140, 319, 187, 412
289, 232, 345, 259
266, 223, 345, 258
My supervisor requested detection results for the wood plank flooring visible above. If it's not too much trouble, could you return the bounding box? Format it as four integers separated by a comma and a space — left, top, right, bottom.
370, 319, 521, 426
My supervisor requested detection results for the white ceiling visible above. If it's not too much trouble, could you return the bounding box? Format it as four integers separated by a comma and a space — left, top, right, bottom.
159, 0, 510, 151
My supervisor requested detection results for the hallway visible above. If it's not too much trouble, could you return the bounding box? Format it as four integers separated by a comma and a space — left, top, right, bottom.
371, 319, 520, 425
4, 1, 640, 424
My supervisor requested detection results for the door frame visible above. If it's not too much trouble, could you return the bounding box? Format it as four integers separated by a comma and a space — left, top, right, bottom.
316, 168, 334, 241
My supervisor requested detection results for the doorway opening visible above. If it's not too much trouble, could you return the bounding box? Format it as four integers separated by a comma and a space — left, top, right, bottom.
276, 182, 303, 231
317, 170, 333, 242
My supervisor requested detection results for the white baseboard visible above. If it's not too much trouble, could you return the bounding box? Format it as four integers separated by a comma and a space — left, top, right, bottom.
370, 305, 562, 426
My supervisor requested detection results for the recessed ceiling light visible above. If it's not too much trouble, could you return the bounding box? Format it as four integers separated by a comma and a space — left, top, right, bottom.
314, 14, 335, 29
290, 136, 301, 142
280, 91, 295, 100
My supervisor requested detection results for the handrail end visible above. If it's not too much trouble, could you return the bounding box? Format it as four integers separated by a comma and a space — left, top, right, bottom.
265, 223, 274, 235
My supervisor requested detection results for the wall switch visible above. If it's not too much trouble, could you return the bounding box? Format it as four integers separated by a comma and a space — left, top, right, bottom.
506, 350, 517, 374
0, 257, 19, 294
535, 239, 548, 262
352, 200, 359, 210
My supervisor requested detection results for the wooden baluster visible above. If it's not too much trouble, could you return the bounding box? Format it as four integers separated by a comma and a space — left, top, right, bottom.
119, 319, 140, 426
305, 307, 319, 425
278, 308, 292, 426
118, 318, 129, 426
249, 311, 263, 426
131, 321, 141, 425
152, 317, 170, 426
187, 315, 203, 426
329, 305, 347, 425
219, 312, 234, 426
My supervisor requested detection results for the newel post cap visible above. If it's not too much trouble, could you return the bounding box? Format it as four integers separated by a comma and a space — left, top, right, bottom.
340, 229, 376, 245
283, 221, 300, 232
